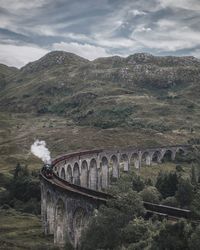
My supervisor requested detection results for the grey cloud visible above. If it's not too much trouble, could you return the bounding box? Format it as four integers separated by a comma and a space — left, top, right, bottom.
0, 0, 200, 67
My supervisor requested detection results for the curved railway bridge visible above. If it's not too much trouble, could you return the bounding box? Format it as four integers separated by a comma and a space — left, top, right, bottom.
40, 144, 190, 248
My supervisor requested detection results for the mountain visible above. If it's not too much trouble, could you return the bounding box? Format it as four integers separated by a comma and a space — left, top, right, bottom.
0, 51, 199, 250
0, 51, 200, 132
21, 51, 89, 74
0, 64, 18, 91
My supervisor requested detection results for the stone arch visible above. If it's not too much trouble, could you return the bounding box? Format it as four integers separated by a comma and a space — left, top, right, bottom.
175, 148, 186, 162
110, 155, 119, 179
54, 198, 66, 246
101, 156, 109, 189
89, 159, 97, 190
61, 167, 65, 180
120, 154, 129, 172
66, 165, 73, 183
141, 151, 151, 166
130, 153, 140, 169
176, 147, 186, 155
162, 150, 173, 162
73, 207, 87, 249
73, 163, 80, 185
46, 191, 54, 234
152, 150, 162, 163
80, 160, 88, 187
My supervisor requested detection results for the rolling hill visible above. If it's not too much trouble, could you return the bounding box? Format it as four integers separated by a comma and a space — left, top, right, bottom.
0, 51, 200, 172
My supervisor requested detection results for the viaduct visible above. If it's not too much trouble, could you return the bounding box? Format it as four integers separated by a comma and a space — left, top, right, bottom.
40, 144, 189, 248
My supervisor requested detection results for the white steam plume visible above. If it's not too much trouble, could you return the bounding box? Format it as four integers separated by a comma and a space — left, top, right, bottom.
31, 140, 51, 164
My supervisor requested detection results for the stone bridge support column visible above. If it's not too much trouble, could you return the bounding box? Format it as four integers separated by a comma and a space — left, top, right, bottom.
171, 150, 177, 160
111, 155, 120, 179
101, 156, 109, 190
130, 152, 140, 170
41, 184, 48, 235
146, 153, 152, 165
135, 158, 140, 169
121, 153, 130, 172
89, 159, 98, 190
80, 160, 89, 188
54, 198, 67, 247
97, 156, 102, 190
46, 191, 55, 235
124, 159, 130, 172
138, 151, 142, 170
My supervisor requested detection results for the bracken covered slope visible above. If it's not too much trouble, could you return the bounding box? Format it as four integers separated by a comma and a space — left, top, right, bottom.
0, 51, 200, 173
0, 51, 200, 131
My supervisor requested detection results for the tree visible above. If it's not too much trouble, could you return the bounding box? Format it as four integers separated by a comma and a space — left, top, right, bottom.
132, 175, 145, 192
81, 190, 145, 250
191, 190, 200, 218
1, 164, 41, 214
175, 178, 194, 208
155, 172, 179, 199
121, 218, 155, 250
191, 164, 197, 185
151, 220, 192, 250
188, 225, 200, 250
13, 163, 22, 179
161, 196, 179, 207
139, 186, 161, 203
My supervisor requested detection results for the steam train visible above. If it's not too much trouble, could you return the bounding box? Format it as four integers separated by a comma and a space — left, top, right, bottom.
42, 163, 53, 178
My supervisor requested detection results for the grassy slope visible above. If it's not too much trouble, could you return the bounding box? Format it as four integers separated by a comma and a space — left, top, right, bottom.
140, 162, 191, 183
0, 53, 199, 172
0, 52, 200, 134
0, 52, 199, 249
0, 111, 194, 174
0, 209, 56, 250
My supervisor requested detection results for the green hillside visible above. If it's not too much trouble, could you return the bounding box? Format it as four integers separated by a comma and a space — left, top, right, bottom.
1, 52, 200, 129
0, 51, 200, 249
0, 64, 18, 91
0, 51, 200, 172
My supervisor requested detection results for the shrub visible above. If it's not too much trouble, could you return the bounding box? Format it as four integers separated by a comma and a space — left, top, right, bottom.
155, 172, 179, 199
0, 163, 41, 215
161, 196, 179, 207
121, 218, 154, 249
139, 186, 161, 203
151, 220, 192, 250
191, 190, 200, 218
176, 165, 184, 172
175, 178, 194, 208
132, 175, 145, 192
81, 190, 145, 250
188, 225, 200, 250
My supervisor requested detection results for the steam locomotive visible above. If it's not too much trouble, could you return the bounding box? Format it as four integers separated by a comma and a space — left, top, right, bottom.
42, 163, 53, 178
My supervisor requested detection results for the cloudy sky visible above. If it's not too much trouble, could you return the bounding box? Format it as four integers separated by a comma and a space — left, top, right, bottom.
0, 0, 200, 68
